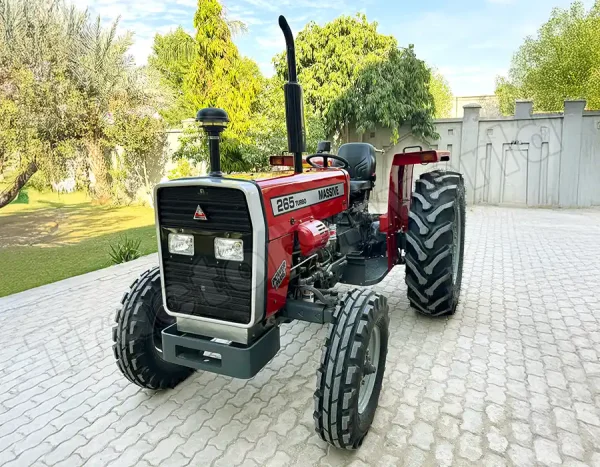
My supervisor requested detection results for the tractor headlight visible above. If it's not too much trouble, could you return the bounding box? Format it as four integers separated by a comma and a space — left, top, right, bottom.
214, 238, 244, 262
168, 233, 194, 256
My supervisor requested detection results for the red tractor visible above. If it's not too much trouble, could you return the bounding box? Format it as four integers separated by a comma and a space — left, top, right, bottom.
113, 16, 465, 450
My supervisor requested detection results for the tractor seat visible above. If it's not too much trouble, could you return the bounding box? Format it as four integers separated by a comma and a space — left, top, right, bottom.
334, 143, 377, 193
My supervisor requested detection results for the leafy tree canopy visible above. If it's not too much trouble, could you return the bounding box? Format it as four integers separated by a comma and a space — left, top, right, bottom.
429, 70, 453, 119
186, 0, 262, 133
148, 27, 196, 124
495, 0, 600, 114
273, 14, 443, 141
249, 76, 325, 163
274, 14, 397, 119
152, 0, 266, 171
154, 8, 449, 167
0, 0, 87, 206
326, 46, 438, 140
0, 0, 166, 206
150, 1, 262, 130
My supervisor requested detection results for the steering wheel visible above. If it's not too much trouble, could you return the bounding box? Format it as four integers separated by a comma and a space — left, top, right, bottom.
305, 153, 350, 170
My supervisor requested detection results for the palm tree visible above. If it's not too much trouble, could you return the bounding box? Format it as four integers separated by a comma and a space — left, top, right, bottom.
74, 17, 138, 201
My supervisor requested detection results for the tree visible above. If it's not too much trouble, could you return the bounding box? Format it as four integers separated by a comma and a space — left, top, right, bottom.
495, 0, 600, 113
326, 46, 438, 141
73, 19, 150, 201
273, 14, 397, 120
495, 77, 521, 115
105, 103, 167, 202
159, 0, 264, 171
248, 76, 325, 167
0, 0, 166, 207
0, 1, 86, 207
273, 14, 440, 142
148, 27, 196, 125
185, 0, 261, 139
429, 71, 453, 119
149, 16, 249, 126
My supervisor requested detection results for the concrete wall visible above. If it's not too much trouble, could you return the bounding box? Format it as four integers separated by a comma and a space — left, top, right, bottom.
343, 100, 600, 213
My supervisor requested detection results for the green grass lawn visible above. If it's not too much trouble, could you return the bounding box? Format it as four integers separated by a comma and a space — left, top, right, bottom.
0, 226, 157, 297
0, 188, 157, 297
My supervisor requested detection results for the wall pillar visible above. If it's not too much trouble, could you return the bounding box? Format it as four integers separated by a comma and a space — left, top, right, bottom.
459, 104, 482, 204
515, 100, 533, 119
559, 100, 586, 207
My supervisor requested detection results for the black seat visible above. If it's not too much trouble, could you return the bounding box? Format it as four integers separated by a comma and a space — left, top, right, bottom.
335, 143, 377, 193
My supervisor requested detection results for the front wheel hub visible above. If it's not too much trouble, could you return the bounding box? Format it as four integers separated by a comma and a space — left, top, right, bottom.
358, 326, 381, 414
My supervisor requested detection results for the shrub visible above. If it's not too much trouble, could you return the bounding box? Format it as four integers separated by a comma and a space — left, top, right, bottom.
109, 236, 142, 264
168, 158, 199, 179
26, 172, 52, 192
108, 167, 132, 205
11, 188, 29, 204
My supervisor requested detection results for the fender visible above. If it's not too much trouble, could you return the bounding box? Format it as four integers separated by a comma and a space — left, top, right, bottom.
385, 149, 451, 269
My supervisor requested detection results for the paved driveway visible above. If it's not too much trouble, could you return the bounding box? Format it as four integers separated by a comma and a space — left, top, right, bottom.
1, 206, 600, 467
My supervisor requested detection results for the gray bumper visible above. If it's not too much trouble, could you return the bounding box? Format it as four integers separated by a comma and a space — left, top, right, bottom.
161, 324, 280, 379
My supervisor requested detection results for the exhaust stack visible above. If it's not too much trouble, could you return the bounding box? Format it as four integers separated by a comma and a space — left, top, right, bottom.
279, 15, 306, 174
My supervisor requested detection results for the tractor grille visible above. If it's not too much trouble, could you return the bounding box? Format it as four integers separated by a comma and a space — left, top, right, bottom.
157, 185, 252, 232
156, 185, 254, 324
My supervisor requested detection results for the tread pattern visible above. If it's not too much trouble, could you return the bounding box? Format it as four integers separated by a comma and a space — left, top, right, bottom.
314, 289, 389, 449
113, 267, 193, 389
405, 170, 466, 317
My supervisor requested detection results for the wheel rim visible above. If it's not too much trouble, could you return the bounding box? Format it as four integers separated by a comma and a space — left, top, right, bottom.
358, 326, 381, 414
452, 201, 462, 286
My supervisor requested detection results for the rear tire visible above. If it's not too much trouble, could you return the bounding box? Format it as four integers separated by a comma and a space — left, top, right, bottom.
112, 267, 193, 389
314, 289, 389, 449
405, 170, 466, 316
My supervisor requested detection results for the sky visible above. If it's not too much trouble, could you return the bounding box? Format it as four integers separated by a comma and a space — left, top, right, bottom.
76, 0, 595, 96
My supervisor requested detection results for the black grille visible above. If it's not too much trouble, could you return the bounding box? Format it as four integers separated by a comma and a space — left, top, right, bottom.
157, 184, 254, 324
157, 185, 252, 232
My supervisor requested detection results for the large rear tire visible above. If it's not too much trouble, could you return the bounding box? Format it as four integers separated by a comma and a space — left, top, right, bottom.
112, 267, 193, 389
314, 289, 389, 449
405, 170, 465, 317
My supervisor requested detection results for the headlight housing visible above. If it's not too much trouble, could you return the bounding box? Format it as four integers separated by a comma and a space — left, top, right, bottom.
214, 237, 244, 262
168, 233, 194, 256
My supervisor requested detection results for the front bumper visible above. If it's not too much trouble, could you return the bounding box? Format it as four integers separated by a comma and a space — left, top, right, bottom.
161, 324, 280, 379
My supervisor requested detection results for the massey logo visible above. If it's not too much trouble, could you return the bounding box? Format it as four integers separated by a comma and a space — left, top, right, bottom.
270, 182, 345, 216
193, 205, 207, 220
272, 260, 286, 289
318, 185, 340, 201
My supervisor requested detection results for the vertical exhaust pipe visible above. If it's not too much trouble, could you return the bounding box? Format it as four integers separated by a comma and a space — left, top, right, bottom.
279, 16, 306, 174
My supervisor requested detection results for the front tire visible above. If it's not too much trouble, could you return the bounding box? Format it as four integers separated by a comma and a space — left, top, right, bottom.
314, 289, 389, 449
405, 170, 466, 316
112, 267, 193, 389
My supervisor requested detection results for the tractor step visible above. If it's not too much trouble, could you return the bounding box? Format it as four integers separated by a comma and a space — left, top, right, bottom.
161, 324, 280, 379
340, 255, 389, 286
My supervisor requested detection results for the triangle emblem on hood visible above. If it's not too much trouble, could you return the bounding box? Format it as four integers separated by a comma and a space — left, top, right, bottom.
193, 205, 207, 220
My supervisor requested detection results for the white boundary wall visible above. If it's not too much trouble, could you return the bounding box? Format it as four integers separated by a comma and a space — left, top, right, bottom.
351, 100, 600, 212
